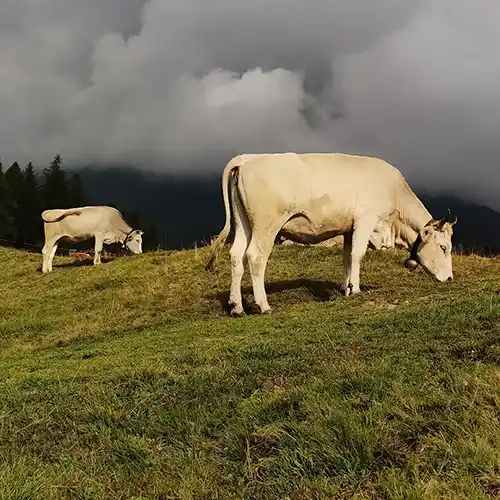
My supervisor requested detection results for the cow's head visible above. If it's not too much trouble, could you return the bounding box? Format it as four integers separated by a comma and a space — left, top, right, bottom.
124, 229, 144, 254
404, 214, 456, 282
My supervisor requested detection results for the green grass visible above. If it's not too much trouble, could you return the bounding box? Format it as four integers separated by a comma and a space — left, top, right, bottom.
0, 244, 500, 499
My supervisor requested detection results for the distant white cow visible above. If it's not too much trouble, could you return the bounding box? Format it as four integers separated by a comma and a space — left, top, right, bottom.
41, 206, 143, 273
206, 153, 456, 316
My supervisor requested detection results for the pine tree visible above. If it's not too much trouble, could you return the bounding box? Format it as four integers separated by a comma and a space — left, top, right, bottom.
5, 162, 23, 245
5, 162, 23, 197
41, 154, 69, 209
0, 157, 17, 240
20, 162, 42, 245
69, 173, 86, 207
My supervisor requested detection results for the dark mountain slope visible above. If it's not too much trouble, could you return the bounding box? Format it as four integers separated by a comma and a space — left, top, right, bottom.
78, 166, 500, 253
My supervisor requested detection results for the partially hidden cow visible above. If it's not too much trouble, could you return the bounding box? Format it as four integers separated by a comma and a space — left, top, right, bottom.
280, 215, 401, 250
41, 206, 143, 273
368, 211, 411, 251
206, 153, 456, 316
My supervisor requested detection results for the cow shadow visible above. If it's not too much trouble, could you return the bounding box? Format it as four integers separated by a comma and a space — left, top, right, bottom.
54, 257, 115, 268
214, 278, 378, 314
35, 257, 116, 272
265, 278, 341, 300
215, 278, 382, 314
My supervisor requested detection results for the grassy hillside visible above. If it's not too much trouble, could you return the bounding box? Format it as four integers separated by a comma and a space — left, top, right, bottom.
0, 245, 500, 499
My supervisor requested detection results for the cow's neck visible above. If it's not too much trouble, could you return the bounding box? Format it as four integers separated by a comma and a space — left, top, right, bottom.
397, 191, 433, 250
395, 222, 419, 249
117, 223, 134, 242
122, 228, 135, 244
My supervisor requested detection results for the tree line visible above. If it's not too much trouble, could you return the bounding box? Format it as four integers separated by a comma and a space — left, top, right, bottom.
0, 154, 87, 248
0, 154, 159, 251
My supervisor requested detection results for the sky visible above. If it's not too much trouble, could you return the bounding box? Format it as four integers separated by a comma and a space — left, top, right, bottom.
1, 0, 500, 207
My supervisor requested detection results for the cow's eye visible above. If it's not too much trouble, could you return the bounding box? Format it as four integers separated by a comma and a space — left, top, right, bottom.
440, 245, 447, 253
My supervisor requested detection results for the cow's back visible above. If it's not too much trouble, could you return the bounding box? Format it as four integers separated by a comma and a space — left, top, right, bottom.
45, 206, 122, 237
237, 153, 405, 217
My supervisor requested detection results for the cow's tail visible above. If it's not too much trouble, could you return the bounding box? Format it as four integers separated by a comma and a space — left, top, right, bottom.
205, 156, 242, 272
41, 209, 82, 223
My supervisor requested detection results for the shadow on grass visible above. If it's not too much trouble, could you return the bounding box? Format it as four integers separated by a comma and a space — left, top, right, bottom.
215, 279, 379, 315
35, 257, 117, 272
54, 258, 115, 268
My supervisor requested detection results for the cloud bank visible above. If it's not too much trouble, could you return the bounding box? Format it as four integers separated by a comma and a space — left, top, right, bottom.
0, 0, 500, 206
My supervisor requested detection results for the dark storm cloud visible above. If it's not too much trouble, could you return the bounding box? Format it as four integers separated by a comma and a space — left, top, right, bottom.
0, 0, 499, 207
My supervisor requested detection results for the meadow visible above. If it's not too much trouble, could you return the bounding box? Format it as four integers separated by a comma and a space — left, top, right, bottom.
0, 244, 499, 499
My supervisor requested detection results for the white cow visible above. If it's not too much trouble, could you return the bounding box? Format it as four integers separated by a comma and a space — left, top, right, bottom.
41, 206, 143, 273
280, 215, 400, 250
368, 211, 411, 250
368, 215, 395, 250
206, 153, 456, 316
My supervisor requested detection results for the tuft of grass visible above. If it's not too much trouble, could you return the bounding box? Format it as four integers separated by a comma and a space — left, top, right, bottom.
0, 245, 499, 499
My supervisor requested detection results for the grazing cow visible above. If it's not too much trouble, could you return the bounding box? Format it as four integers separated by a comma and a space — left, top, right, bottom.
41, 206, 143, 273
206, 153, 456, 316
368, 214, 395, 250
368, 211, 412, 251
281, 216, 400, 250
279, 235, 343, 247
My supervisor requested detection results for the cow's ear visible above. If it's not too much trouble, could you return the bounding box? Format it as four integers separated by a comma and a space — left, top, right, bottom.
420, 226, 433, 242
138, 230, 144, 236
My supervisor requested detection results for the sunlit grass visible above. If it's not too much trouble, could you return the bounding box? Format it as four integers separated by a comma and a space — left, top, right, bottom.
0, 245, 499, 499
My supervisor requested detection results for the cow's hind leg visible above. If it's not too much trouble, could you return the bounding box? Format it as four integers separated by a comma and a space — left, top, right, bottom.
228, 230, 248, 316
42, 239, 58, 273
245, 233, 276, 314
228, 188, 251, 316
340, 230, 353, 295
348, 216, 378, 295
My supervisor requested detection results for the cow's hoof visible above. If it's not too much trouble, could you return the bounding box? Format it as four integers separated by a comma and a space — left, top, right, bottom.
258, 306, 272, 315
230, 307, 245, 317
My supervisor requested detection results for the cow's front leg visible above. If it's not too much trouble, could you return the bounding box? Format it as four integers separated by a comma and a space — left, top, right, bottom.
349, 217, 377, 295
93, 236, 104, 266
340, 230, 353, 296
